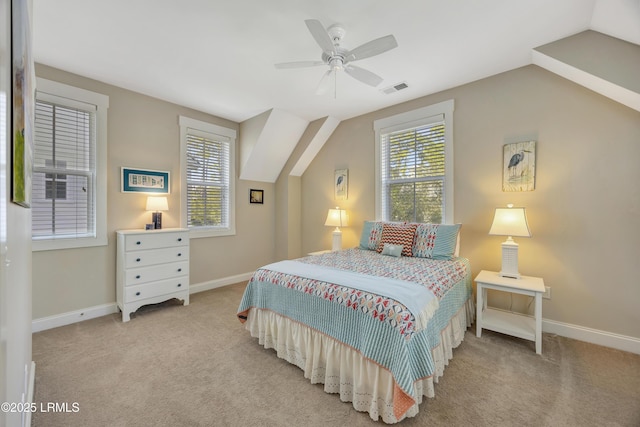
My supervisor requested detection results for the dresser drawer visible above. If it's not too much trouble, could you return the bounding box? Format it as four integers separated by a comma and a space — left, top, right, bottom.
125, 261, 190, 286
124, 277, 188, 303
124, 231, 188, 251
125, 246, 189, 268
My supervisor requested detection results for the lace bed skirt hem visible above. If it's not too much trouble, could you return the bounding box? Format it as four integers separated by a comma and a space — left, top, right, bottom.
244, 298, 474, 423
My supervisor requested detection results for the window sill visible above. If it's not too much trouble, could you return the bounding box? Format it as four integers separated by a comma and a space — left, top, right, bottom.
32, 235, 108, 252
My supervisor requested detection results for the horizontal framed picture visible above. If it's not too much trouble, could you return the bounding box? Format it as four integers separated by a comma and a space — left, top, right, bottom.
121, 167, 170, 194
249, 189, 263, 204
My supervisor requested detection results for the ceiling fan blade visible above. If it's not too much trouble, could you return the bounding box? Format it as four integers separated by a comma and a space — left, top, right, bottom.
345, 34, 398, 63
305, 19, 335, 55
316, 69, 334, 95
275, 60, 325, 69
344, 65, 383, 87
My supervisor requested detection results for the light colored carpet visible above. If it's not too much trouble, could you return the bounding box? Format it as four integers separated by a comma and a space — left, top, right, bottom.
32, 283, 640, 427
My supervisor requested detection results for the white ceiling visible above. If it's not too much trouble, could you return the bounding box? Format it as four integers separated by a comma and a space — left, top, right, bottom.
32, 0, 640, 124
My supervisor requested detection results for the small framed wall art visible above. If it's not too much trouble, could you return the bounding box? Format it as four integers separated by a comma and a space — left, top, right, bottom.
121, 167, 170, 194
334, 169, 348, 200
502, 141, 536, 192
250, 189, 263, 204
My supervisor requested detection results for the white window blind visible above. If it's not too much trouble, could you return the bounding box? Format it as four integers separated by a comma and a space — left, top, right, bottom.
185, 130, 230, 228
375, 100, 454, 224
32, 99, 96, 239
381, 120, 445, 223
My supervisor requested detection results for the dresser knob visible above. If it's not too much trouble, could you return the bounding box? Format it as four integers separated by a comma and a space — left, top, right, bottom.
178, 268, 182, 272
136, 241, 141, 245
177, 238, 182, 242
177, 253, 182, 257
177, 284, 182, 287
136, 275, 141, 279
135, 292, 141, 296
136, 258, 141, 262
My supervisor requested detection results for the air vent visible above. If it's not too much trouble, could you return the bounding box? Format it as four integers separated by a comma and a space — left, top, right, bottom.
381, 82, 408, 94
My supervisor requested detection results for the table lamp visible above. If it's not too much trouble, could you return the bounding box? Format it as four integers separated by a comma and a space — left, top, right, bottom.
488, 204, 531, 279
146, 196, 168, 229
324, 207, 349, 251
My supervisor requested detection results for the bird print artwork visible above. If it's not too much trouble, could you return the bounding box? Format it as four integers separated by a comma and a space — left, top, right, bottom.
335, 169, 348, 200
503, 141, 536, 192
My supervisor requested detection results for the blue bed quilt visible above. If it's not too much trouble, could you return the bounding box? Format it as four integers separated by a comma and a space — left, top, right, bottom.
237, 248, 471, 419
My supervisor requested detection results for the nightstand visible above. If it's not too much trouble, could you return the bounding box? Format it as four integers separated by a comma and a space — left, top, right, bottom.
475, 270, 545, 354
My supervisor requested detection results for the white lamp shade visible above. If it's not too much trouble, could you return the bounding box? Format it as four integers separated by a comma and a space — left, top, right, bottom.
488, 207, 531, 237
146, 196, 169, 212
324, 208, 349, 228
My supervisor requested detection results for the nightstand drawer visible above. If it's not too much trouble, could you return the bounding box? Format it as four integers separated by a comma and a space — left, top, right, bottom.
125, 261, 189, 286
124, 277, 188, 303
124, 231, 188, 251
125, 246, 189, 268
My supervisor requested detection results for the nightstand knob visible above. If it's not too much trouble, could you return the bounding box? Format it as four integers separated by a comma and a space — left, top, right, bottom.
177, 253, 182, 257
177, 283, 182, 287
136, 258, 141, 262
136, 241, 141, 245
135, 275, 141, 279
178, 268, 182, 272
177, 238, 182, 242
135, 292, 141, 296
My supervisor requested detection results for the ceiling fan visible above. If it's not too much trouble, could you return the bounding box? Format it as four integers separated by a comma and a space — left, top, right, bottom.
275, 19, 398, 95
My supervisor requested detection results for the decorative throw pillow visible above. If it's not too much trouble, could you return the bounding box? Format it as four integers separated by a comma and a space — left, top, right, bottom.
412, 223, 461, 260
381, 243, 403, 257
377, 223, 416, 257
359, 221, 384, 251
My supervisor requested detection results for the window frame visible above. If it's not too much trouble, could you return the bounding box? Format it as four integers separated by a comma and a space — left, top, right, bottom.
179, 116, 236, 238
32, 78, 108, 251
374, 99, 455, 224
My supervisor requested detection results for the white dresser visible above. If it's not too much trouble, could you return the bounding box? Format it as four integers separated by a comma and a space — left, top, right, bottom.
116, 228, 190, 322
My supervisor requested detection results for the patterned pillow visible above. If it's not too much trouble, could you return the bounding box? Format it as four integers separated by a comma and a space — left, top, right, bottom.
377, 223, 416, 257
359, 221, 384, 251
412, 223, 461, 260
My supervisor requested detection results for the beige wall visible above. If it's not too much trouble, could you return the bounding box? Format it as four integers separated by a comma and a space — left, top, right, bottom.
301, 65, 640, 339
33, 64, 276, 319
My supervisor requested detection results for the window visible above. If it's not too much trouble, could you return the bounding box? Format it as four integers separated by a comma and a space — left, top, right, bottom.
179, 116, 236, 238
32, 78, 108, 251
374, 100, 454, 224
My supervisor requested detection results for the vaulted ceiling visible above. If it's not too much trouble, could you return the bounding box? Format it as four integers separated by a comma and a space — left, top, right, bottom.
32, 0, 640, 182
32, 0, 640, 124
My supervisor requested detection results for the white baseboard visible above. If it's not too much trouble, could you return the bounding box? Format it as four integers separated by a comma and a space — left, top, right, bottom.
189, 271, 253, 294
31, 272, 253, 333
32, 273, 638, 356
32, 303, 118, 333
543, 318, 640, 355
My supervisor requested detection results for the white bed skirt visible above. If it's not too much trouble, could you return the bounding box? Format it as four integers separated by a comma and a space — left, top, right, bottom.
243, 298, 475, 424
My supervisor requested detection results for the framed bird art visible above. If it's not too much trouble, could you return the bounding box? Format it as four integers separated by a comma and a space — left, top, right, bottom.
334, 169, 348, 200
503, 141, 536, 192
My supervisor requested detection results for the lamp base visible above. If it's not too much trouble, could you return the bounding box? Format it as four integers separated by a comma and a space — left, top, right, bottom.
152, 212, 162, 230
331, 228, 342, 251
499, 238, 520, 279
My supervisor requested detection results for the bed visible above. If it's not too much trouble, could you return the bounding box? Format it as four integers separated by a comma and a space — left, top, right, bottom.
237, 221, 473, 423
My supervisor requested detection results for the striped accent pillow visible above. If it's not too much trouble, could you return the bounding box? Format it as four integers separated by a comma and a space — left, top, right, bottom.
377, 223, 417, 257
412, 223, 461, 260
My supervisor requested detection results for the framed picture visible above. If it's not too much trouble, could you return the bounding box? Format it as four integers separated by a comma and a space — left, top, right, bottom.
250, 189, 263, 204
11, 0, 35, 208
334, 169, 348, 200
502, 141, 536, 192
121, 167, 170, 194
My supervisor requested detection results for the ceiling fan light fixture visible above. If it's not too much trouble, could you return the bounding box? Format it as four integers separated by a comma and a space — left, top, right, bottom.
275, 19, 399, 92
